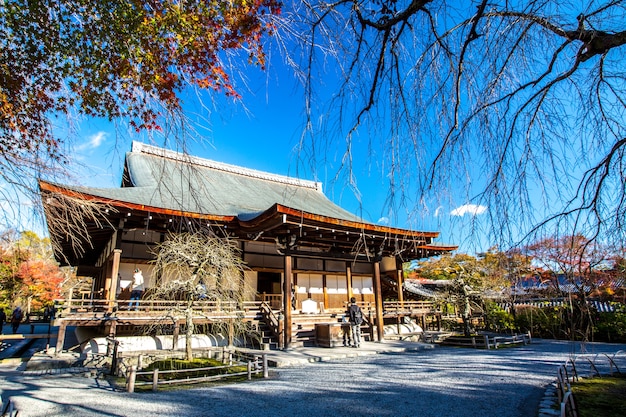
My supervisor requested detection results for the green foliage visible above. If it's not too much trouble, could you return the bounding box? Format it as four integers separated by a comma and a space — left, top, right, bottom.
593, 306, 626, 343
483, 301, 515, 332
440, 318, 462, 332
514, 305, 566, 339
513, 303, 626, 342
145, 357, 223, 373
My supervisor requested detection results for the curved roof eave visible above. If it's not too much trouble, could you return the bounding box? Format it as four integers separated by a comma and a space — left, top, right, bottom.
39, 180, 453, 243
39, 180, 235, 222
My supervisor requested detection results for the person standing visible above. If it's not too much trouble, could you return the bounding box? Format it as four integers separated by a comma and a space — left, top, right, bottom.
11, 306, 23, 334
129, 268, 144, 310
342, 314, 352, 347
0, 308, 6, 334
348, 297, 363, 348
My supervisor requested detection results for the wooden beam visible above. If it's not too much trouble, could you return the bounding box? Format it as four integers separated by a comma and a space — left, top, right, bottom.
283, 254, 293, 349
55, 321, 67, 355
346, 262, 354, 301
0, 334, 58, 340
372, 260, 385, 342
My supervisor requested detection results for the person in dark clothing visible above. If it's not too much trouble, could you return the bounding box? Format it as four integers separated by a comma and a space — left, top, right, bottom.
0, 309, 6, 334
348, 297, 363, 348
11, 306, 23, 334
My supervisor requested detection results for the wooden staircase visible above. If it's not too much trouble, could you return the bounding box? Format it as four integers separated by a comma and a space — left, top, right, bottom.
290, 312, 344, 347
255, 304, 346, 349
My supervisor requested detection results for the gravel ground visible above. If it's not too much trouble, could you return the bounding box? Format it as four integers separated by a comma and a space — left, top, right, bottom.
1, 339, 625, 417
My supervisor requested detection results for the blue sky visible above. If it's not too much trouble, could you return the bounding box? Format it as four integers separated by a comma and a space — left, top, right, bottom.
65, 45, 491, 256
70, 103, 489, 256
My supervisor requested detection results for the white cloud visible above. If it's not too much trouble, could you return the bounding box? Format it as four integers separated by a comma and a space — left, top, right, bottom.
76, 131, 107, 151
434, 206, 443, 217
450, 204, 487, 217
377, 216, 390, 225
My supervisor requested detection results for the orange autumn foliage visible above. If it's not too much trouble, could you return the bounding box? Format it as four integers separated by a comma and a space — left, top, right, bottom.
18, 260, 64, 311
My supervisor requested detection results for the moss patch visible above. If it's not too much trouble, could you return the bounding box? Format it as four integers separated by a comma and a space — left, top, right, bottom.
110, 357, 264, 392
572, 375, 626, 417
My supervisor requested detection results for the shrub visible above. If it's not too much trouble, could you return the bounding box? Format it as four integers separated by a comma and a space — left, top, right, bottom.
483, 301, 515, 332
593, 305, 626, 343
514, 305, 567, 339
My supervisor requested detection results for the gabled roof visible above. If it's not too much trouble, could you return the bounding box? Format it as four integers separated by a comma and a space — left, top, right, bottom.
124, 142, 363, 222
72, 141, 363, 223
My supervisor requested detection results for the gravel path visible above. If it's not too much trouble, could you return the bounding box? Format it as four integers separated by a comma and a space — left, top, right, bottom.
1, 339, 625, 417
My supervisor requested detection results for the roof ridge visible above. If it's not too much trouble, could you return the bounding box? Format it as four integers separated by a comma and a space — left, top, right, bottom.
131, 141, 323, 192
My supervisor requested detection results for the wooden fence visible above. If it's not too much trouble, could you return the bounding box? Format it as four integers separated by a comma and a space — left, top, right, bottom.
555, 351, 625, 417
439, 332, 531, 349
125, 350, 269, 393
383, 301, 437, 315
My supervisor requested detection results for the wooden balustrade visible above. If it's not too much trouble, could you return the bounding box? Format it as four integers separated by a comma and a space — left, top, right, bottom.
54, 298, 264, 319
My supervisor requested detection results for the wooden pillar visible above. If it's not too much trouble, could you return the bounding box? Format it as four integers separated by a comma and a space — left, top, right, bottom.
55, 321, 67, 355
107, 320, 117, 339
283, 254, 293, 349
345, 262, 354, 301
107, 249, 122, 309
372, 260, 385, 342
395, 260, 404, 307
322, 274, 328, 311
109, 249, 122, 299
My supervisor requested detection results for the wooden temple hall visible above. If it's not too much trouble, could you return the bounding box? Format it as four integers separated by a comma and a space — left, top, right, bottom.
40, 141, 455, 353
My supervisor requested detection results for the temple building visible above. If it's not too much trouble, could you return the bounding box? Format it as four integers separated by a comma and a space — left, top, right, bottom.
40, 141, 455, 351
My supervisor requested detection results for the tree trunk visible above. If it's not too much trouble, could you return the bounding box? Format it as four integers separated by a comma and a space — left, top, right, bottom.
185, 299, 194, 361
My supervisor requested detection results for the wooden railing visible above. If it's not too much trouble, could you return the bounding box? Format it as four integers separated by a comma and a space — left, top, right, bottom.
125, 349, 268, 393
383, 301, 438, 315
54, 298, 264, 319
258, 293, 282, 310
259, 301, 282, 349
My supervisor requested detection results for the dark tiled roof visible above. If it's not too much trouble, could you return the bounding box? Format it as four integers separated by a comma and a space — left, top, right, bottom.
71, 142, 364, 222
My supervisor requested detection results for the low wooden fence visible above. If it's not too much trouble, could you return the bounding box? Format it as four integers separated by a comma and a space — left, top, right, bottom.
125, 350, 269, 393
556, 359, 579, 417
555, 350, 625, 417
440, 332, 531, 349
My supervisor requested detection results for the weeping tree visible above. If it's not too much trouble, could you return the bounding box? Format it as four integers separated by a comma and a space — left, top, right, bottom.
149, 230, 251, 361
288, 1, 626, 249
417, 252, 510, 334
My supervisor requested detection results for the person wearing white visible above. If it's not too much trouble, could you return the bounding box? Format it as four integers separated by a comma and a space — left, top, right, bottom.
129, 269, 144, 310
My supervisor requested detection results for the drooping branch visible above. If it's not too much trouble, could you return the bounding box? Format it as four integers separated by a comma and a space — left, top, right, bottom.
40, 189, 116, 263
485, 11, 626, 62
295, 1, 626, 248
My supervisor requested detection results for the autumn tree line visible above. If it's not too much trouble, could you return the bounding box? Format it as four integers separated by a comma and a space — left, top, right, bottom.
414, 235, 626, 343
0, 230, 67, 320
